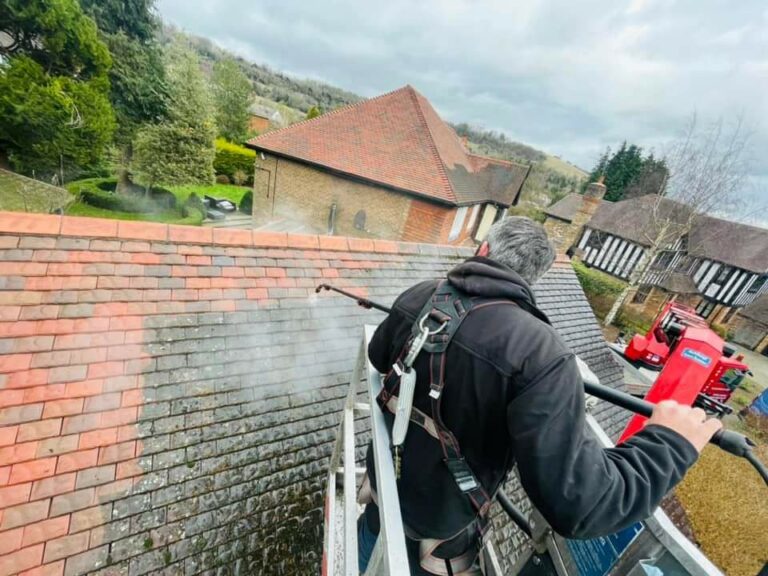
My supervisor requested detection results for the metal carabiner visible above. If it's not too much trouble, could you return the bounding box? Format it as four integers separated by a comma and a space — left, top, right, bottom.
404, 315, 448, 368
418, 313, 448, 336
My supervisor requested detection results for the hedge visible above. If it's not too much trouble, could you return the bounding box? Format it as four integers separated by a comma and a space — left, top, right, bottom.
66, 178, 178, 214
572, 260, 626, 299
214, 139, 255, 184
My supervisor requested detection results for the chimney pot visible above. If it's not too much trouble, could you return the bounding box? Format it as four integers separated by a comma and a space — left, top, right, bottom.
585, 180, 607, 200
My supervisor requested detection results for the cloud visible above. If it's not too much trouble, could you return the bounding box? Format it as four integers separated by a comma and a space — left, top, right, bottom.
158, 0, 768, 207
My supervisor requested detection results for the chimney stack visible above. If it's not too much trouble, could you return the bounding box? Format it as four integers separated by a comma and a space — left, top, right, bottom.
571, 177, 606, 233
579, 177, 606, 217
585, 175, 607, 199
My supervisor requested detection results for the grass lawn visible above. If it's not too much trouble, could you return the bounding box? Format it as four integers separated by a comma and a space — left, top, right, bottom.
166, 183, 250, 205
62, 181, 250, 225
0, 169, 73, 213
675, 375, 768, 576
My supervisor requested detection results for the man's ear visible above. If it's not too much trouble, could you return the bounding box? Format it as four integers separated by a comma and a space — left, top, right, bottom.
476, 241, 490, 257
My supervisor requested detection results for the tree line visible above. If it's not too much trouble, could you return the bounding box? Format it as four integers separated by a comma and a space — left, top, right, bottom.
0, 0, 254, 192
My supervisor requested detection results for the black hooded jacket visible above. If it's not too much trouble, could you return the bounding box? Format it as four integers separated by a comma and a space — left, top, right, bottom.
366, 257, 698, 540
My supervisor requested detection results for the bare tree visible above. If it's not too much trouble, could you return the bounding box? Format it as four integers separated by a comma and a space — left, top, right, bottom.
602, 115, 759, 327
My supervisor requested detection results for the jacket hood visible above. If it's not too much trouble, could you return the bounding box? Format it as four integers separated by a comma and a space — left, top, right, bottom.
447, 256, 550, 324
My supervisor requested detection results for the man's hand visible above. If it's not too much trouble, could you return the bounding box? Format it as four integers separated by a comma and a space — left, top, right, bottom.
646, 400, 722, 453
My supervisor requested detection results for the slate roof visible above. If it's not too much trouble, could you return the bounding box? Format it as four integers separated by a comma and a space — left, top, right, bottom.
587, 195, 768, 273
739, 294, 768, 325
0, 212, 629, 575
544, 193, 588, 222
247, 85, 530, 207
587, 195, 691, 248
688, 215, 768, 273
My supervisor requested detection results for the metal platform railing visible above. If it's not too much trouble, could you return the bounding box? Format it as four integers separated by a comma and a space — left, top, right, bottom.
322, 325, 411, 576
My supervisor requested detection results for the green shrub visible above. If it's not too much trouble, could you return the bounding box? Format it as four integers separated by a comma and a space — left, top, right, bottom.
239, 190, 253, 214
614, 308, 652, 337
185, 192, 204, 212
214, 138, 255, 184
572, 259, 629, 321
232, 170, 247, 186
178, 206, 204, 226
150, 187, 177, 210
710, 323, 732, 341
572, 260, 626, 298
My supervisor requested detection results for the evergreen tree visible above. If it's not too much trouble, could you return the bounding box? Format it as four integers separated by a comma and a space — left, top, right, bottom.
584, 142, 669, 202
133, 43, 215, 188
79, 0, 159, 41
80, 0, 167, 191
585, 147, 610, 189
0, 0, 114, 180
211, 58, 252, 142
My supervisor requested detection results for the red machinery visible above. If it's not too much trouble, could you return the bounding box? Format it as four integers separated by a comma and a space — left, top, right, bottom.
618, 304, 751, 442
624, 302, 708, 368
621, 302, 750, 405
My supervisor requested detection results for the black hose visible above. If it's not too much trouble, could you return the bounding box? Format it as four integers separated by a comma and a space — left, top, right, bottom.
497, 490, 532, 537
582, 380, 763, 468
745, 451, 768, 486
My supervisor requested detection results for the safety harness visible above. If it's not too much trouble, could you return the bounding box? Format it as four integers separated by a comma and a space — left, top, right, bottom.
375, 281, 510, 575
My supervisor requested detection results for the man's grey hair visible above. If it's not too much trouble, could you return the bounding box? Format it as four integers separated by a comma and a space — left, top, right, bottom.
485, 216, 556, 285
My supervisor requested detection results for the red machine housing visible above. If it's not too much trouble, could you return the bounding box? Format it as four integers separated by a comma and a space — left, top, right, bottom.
623, 302, 707, 369
620, 326, 724, 442
619, 321, 750, 442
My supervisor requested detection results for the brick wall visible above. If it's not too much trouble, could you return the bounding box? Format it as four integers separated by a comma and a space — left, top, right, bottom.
254, 154, 418, 241
401, 198, 452, 244
0, 212, 630, 575
247, 116, 271, 135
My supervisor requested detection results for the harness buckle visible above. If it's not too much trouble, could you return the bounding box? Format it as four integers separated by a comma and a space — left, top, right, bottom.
445, 458, 479, 492
428, 384, 441, 400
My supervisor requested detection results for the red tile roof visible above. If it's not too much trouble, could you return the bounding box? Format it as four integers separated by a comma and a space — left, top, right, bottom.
247, 85, 529, 206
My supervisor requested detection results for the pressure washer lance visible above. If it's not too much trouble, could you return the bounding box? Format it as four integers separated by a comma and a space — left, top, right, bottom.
315, 283, 768, 489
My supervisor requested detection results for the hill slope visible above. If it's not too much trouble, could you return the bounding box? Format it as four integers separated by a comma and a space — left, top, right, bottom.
171, 27, 587, 210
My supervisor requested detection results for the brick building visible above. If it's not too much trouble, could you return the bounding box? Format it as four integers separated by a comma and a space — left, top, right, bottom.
544, 190, 768, 327
0, 210, 639, 575
246, 86, 531, 244
247, 104, 283, 135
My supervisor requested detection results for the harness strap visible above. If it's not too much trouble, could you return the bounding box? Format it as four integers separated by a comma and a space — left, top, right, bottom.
375, 281, 516, 571
384, 395, 439, 440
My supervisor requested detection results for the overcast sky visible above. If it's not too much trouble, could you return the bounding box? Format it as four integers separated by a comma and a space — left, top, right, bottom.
158, 0, 767, 215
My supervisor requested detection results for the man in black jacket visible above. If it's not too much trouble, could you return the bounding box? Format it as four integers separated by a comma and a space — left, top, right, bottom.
358, 217, 721, 575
